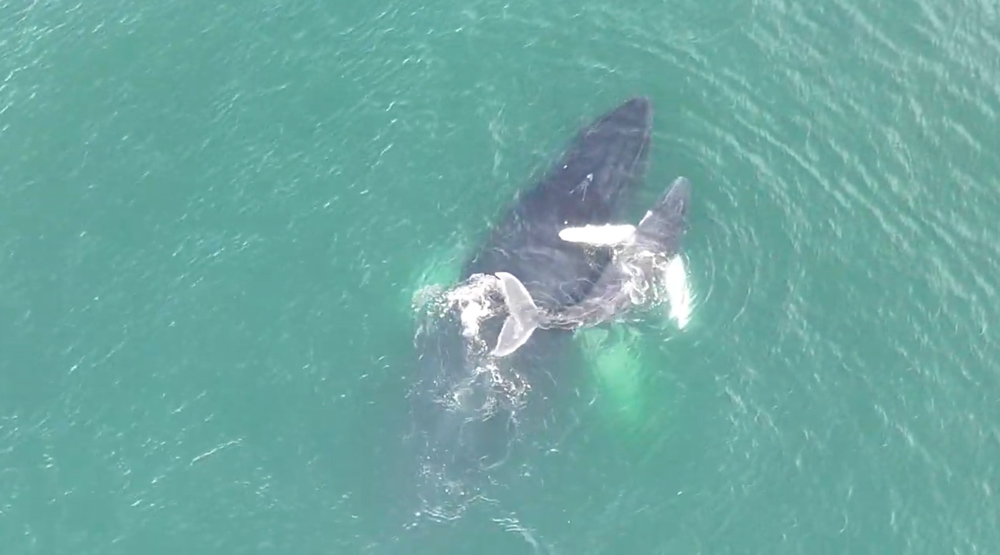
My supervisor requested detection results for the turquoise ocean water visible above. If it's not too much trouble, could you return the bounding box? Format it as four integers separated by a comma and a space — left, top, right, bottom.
2, 1, 999, 553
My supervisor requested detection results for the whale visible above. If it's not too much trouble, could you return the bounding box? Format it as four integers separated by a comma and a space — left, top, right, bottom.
491, 175, 692, 357
405, 97, 654, 519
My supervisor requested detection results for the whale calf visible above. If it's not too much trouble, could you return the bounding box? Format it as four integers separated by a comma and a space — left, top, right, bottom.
406, 97, 654, 515
491, 175, 692, 357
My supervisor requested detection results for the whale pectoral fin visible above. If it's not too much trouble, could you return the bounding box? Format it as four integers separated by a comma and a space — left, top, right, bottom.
492, 314, 536, 358
491, 272, 542, 358
558, 224, 637, 246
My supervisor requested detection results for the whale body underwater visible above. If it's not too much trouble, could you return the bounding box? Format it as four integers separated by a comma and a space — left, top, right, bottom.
404, 97, 672, 519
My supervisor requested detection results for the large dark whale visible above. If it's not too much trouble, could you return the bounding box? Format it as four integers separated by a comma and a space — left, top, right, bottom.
490, 175, 693, 356
405, 97, 653, 519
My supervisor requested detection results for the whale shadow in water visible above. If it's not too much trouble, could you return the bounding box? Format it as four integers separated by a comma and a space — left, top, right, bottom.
391, 97, 655, 545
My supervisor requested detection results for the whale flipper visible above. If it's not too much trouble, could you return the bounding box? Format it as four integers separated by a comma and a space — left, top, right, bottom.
492, 272, 542, 357
558, 224, 637, 246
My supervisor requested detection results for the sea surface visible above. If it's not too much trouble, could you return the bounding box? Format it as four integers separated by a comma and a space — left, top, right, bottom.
2, 0, 999, 553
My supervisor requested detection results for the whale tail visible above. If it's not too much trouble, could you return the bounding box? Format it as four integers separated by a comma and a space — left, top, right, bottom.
492, 272, 543, 358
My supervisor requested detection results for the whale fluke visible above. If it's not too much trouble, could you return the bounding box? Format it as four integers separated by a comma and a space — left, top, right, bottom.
491, 272, 542, 357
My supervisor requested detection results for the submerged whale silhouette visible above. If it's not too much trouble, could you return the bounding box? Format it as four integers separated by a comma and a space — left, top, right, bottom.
491, 175, 692, 357
406, 97, 653, 516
